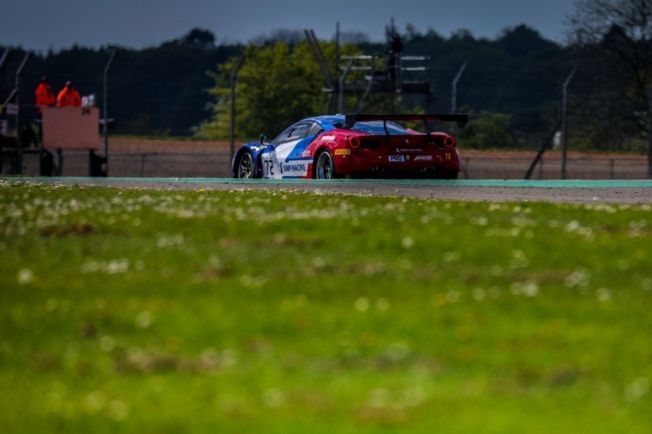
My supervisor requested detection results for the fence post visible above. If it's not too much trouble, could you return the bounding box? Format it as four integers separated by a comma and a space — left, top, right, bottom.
140, 154, 147, 177
561, 66, 577, 180
229, 55, 245, 167
0, 49, 11, 103
451, 61, 468, 115
338, 58, 353, 113
648, 85, 652, 179
14, 53, 29, 175
462, 158, 470, 179
539, 156, 544, 179
524, 120, 562, 180
103, 49, 116, 175
335, 22, 340, 65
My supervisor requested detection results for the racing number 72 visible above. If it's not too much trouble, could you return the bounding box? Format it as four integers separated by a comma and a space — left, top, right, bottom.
263, 158, 274, 177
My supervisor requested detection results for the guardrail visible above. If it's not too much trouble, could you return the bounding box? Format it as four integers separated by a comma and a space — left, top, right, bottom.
6, 151, 648, 180
462, 156, 647, 180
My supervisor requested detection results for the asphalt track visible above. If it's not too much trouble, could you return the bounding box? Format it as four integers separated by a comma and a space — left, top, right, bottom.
3, 177, 652, 204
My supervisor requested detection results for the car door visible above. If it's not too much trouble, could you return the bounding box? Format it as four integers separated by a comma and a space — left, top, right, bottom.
260, 125, 293, 179
261, 122, 321, 179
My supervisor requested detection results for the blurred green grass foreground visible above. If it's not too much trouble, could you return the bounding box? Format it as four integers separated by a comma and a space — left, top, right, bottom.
1, 180, 651, 433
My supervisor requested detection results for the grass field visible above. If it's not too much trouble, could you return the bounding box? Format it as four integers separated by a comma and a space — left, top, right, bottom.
1, 180, 651, 433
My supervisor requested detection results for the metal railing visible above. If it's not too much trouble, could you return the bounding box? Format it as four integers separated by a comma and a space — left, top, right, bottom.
9, 150, 648, 180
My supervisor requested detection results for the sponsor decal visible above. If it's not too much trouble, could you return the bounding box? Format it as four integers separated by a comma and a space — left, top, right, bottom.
281, 162, 308, 174
300, 150, 311, 158
396, 148, 423, 153
414, 155, 433, 161
334, 148, 351, 156
388, 155, 406, 162
321, 135, 336, 142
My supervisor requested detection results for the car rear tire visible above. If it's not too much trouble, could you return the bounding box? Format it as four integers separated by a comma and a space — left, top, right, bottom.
314, 150, 336, 179
235, 151, 254, 179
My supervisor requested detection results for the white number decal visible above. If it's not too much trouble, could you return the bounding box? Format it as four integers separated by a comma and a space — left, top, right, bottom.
263, 158, 274, 177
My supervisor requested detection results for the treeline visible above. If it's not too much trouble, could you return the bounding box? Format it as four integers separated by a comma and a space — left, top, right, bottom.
206, 17, 649, 152
201, 25, 576, 149
1, 29, 240, 135
1, 8, 649, 151
365, 25, 572, 134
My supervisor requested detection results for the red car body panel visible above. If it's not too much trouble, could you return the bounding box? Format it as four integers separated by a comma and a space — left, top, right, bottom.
304, 129, 460, 178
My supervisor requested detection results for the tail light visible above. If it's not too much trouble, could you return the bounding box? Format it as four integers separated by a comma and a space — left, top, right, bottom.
444, 136, 456, 149
347, 136, 360, 149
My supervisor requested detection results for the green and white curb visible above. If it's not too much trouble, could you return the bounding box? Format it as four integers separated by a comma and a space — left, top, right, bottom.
3, 177, 652, 189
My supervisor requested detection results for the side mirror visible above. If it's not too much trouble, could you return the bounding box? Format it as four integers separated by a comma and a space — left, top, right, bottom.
259, 133, 267, 145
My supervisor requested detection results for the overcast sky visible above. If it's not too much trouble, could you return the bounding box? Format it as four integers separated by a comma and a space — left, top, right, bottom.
1, 0, 577, 51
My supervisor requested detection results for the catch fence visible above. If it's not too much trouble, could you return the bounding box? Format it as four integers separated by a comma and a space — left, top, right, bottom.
12, 150, 648, 180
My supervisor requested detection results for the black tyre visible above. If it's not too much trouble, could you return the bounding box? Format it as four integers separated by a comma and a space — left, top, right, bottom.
314, 150, 336, 179
234, 151, 254, 178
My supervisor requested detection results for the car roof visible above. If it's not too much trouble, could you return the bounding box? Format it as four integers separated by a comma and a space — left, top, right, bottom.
304, 114, 345, 128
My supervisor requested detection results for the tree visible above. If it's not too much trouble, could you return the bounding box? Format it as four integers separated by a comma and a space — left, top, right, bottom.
182, 28, 216, 48
498, 25, 557, 58
251, 29, 306, 45
458, 112, 517, 149
339, 31, 369, 44
199, 41, 338, 139
567, 0, 652, 141
6, 24, 600, 144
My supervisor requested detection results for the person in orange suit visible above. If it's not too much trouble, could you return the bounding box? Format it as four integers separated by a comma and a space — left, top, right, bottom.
56, 81, 81, 107
34, 76, 56, 112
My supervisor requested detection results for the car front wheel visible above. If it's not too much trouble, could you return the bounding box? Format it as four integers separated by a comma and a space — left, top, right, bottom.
235, 151, 254, 178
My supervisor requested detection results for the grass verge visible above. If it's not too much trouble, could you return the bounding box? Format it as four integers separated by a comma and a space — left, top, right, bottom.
1, 181, 651, 433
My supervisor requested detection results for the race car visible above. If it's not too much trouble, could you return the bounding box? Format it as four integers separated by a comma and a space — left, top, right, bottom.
231, 113, 468, 179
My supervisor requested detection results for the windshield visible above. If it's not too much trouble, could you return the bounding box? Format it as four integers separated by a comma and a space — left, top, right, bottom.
352, 121, 409, 135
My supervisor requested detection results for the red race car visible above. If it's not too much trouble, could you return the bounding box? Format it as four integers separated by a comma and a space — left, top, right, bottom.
232, 113, 468, 179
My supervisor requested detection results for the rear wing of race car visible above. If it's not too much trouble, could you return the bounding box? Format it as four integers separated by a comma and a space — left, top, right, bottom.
344, 113, 469, 130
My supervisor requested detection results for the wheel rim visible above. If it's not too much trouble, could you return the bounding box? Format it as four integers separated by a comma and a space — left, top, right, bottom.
316, 152, 333, 179
237, 153, 253, 178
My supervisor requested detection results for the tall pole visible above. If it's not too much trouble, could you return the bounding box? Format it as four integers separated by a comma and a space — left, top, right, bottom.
0, 49, 11, 104
0, 49, 11, 73
14, 53, 29, 175
335, 22, 340, 65
230, 55, 245, 164
561, 66, 578, 180
305, 30, 334, 87
648, 85, 652, 179
451, 61, 468, 114
103, 49, 116, 174
338, 58, 353, 114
